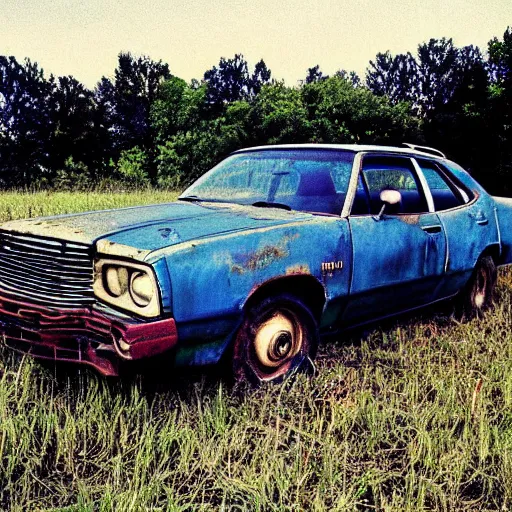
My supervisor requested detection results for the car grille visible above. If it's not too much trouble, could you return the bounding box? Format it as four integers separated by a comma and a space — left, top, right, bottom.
0, 230, 94, 309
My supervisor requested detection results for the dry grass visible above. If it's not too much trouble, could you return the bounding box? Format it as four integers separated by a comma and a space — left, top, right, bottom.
1, 191, 512, 511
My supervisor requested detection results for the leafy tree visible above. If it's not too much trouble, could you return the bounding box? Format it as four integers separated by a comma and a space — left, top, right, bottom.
0, 56, 54, 185
335, 69, 362, 88
486, 27, 512, 192
203, 54, 251, 112
366, 52, 418, 105
151, 77, 207, 144
249, 59, 272, 96
47, 75, 105, 180
96, 53, 171, 154
115, 146, 150, 187
305, 65, 327, 84
251, 82, 311, 144
302, 75, 420, 144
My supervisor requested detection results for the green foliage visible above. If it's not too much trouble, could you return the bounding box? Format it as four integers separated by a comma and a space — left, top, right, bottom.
303, 75, 420, 144
54, 157, 92, 191
115, 147, 150, 187
252, 82, 311, 144
1, 26, 512, 194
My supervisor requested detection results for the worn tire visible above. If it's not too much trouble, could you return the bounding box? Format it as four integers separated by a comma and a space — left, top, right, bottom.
456, 255, 497, 319
233, 294, 318, 385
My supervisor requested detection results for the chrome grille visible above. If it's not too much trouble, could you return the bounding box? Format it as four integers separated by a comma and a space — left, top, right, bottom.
0, 230, 94, 308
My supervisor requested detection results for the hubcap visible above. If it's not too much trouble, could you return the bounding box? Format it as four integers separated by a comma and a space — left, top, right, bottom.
474, 268, 487, 308
254, 310, 302, 369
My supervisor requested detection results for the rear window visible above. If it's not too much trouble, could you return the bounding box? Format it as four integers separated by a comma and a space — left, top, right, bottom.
416, 159, 471, 209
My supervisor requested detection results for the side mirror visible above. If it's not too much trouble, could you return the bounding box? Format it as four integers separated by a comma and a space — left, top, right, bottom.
374, 189, 402, 220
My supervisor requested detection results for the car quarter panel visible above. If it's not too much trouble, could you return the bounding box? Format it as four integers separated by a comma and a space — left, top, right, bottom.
435, 161, 500, 297
494, 196, 512, 265
146, 217, 352, 363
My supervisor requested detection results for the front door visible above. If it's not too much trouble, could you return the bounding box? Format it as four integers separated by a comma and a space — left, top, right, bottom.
341, 155, 447, 326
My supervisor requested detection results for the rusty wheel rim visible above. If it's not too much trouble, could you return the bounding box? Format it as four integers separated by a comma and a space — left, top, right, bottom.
253, 309, 303, 378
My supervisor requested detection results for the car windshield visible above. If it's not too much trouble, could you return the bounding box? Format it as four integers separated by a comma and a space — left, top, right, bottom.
180, 149, 356, 215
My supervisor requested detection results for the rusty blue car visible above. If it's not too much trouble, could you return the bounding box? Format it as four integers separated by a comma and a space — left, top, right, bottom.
1, 143, 512, 383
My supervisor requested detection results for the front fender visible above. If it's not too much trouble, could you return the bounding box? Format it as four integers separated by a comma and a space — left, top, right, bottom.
146, 218, 352, 360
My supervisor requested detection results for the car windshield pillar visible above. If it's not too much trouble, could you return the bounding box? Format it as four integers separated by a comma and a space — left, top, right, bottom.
341, 152, 366, 218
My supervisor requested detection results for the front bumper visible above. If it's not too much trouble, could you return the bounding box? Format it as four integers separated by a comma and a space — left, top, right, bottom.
0, 292, 178, 376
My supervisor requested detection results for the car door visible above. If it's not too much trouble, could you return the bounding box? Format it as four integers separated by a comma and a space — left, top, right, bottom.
416, 158, 500, 299
341, 154, 447, 326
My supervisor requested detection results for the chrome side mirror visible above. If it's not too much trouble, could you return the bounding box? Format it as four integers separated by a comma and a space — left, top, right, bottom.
374, 189, 402, 220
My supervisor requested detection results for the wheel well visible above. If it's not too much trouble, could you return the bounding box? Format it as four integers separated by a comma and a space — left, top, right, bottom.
480, 244, 500, 266
243, 276, 326, 322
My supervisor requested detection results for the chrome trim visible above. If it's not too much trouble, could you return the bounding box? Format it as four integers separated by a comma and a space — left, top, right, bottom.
411, 158, 435, 213
403, 143, 446, 159
341, 152, 365, 218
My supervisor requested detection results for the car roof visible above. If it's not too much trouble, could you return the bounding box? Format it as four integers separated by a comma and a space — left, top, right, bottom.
233, 143, 446, 161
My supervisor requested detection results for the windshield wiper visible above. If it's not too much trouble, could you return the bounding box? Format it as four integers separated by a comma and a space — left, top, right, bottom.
252, 201, 292, 211
178, 195, 205, 202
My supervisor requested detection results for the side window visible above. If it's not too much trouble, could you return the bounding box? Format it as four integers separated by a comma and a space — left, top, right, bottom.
350, 175, 370, 215
361, 156, 429, 215
416, 159, 464, 211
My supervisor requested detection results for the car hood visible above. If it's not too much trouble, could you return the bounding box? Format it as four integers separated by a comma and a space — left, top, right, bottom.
0, 201, 312, 260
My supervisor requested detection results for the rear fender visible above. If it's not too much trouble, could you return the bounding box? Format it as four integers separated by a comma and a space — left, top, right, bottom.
494, 197, 512, 265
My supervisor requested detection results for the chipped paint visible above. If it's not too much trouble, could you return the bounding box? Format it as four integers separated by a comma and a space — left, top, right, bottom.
231, 244, 289, 274
286, 264, 311, 275
400, 214, 420, 225
158, 227, 181, 243
96, 239, 151, 261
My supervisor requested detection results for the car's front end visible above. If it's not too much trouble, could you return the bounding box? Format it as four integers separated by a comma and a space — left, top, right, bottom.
0, 227, 178, 375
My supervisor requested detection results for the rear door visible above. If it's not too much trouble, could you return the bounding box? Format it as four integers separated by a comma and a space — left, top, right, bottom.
417, 158, 500, 298
341, 155, 447, 325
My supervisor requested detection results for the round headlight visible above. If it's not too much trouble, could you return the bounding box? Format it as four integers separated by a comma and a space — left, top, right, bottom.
105, 266, 129, 297
129, 271, 154, 307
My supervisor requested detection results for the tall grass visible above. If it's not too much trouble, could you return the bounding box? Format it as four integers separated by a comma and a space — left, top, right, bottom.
1, 192, 512, 510
0, 190, 179, 223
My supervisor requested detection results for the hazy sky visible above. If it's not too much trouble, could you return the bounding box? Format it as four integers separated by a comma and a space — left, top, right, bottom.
2, 0, 511, 88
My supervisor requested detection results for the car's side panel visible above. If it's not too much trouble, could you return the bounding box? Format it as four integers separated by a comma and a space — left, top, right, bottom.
434, 201, 495, 297
342, 212, 447, 325
494, 196, 512, 265
148, 218, 353, 365
430, 161, 500, 297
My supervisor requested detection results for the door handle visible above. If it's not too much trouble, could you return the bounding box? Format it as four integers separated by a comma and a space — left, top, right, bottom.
421, 225, 442, 234
470, 211, 488, 225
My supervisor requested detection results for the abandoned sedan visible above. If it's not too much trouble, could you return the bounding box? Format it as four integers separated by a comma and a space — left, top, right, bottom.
1, 143, 512, 383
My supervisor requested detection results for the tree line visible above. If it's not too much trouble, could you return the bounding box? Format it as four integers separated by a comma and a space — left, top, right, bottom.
0, 27, 511, 194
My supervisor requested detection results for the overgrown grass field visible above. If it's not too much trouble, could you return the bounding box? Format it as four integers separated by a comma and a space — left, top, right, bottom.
1, 191, 512, 511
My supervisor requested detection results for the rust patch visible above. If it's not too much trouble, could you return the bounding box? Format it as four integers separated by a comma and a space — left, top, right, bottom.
400, 214, 420, 225
96, 239, 151, 261
231, 244, 288, 274
286, 264, 311, 275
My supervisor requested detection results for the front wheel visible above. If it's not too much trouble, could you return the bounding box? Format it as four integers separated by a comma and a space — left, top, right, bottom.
233, 294, 318, 385
456, 255, 497, 319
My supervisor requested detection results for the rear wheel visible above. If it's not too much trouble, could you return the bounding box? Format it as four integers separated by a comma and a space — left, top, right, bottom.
233, 294, 318, 385
456, 255, 497, 318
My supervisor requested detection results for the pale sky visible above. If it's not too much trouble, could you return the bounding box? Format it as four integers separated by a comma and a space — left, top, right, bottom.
1, 0, 511, 88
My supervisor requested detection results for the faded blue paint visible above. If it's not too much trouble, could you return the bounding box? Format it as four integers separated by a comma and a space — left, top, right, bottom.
151, 215, 353, 352
102, 203, 312, 252
435, 160, 501, 297
2, 146, 512, 371
494, 196, 512, 265
343, 212, 447, 325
